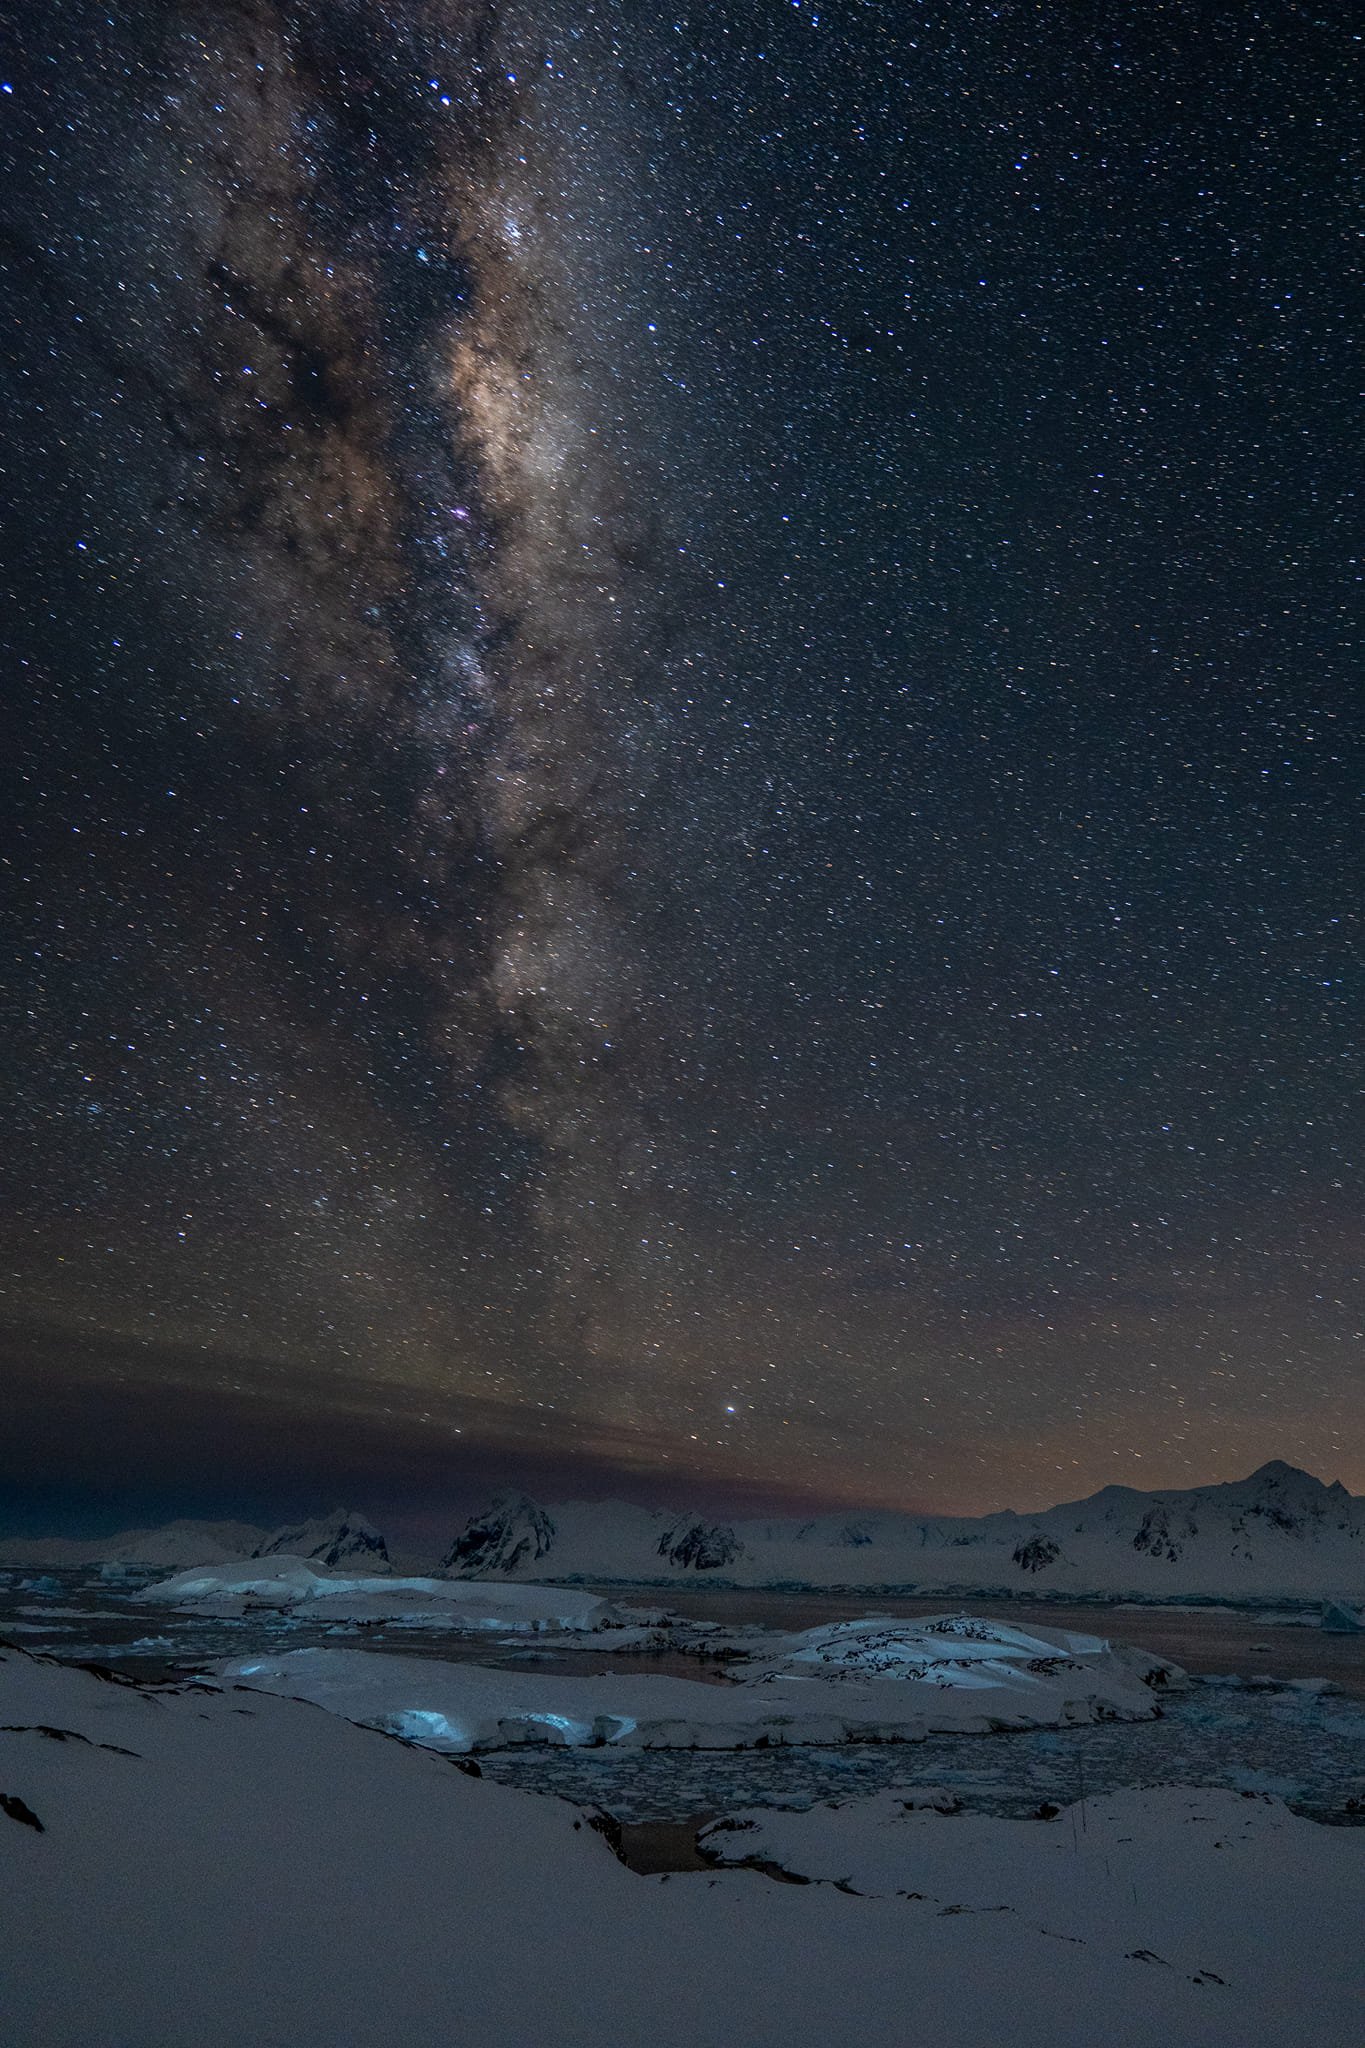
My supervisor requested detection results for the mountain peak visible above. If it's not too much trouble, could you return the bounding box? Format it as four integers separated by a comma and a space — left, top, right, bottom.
253, 1510, 389, 1570
1244, 1460, 1322, 1489
444, 1495, 556, 1577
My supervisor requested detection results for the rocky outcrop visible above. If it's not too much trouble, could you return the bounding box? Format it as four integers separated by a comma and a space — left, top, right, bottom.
1132, 1509, 1188, 1562
657, 1518, 742, 1571
254, 1512, 390, 1571
1012, 1535, 1060, 1574
443, 1495, 557, 1577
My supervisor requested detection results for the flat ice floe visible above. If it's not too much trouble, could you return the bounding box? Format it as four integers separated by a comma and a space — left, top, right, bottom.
218, 1612, 1174, 1749
136, 1557, 629, 1631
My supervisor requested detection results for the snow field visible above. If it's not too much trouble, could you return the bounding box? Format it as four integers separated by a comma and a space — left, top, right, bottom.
4, 1643, 1358, 2048
701, 1783, 1365, 2036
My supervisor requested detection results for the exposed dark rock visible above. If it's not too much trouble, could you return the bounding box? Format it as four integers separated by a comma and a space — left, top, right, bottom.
1, 1792, 43, 1831
254, 1512, 390, 1570
1012, 1535, 1060, 1573
1133, 1510, 1183, 1562
0, 1724, 139, 1756
443, 1495, 557, 1576
657, 1518, 742, 1571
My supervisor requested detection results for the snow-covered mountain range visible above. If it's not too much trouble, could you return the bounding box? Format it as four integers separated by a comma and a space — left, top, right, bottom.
0, 1518, 270, 1572
3, 1463, 1363, 1599
252, 1511, 390, 1571
436, 1463, 1365, 1600
0, 1508, 388, 1575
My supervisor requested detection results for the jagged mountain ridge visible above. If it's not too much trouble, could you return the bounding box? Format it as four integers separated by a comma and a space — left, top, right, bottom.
253, 1510, 390, 1571
439, 1462, 1365, 1599
442, 1494, 556, 1576
3, 1463, 1363, 1598
0, 1519, 270, 1571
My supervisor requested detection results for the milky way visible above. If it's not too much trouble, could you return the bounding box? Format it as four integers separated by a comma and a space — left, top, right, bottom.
442, 37, 665, 1355
2, 0, 1362, 1524
163, 2, 663, 1327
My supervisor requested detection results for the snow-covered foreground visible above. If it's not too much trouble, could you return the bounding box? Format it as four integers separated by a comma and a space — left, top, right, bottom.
218, 1613, 1171, 1750
702, 1785, 1365, 2031
4, 1644, 1363, 2048
135, 1556, 633, 1631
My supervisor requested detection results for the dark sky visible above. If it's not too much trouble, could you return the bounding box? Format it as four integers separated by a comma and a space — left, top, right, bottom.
2, 0, 1361, 1532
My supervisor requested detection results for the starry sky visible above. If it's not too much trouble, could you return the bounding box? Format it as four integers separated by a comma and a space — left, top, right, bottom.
2, 0, 1361, 1533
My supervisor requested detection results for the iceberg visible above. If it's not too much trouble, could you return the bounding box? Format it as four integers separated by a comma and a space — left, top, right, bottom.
218, 1613, 1174, 1752
136, 1558, 629, 1632
742, 1611, 1121, 1683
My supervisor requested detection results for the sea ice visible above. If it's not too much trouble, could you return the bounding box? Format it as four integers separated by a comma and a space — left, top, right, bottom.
217, 1612, 1172, 1751
136, 1558, 632, 1632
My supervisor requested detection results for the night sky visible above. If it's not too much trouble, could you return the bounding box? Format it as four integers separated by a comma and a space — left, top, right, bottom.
2, 0, 1361, 1532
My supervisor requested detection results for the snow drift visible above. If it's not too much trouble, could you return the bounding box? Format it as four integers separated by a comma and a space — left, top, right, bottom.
699, 1782, 1365, 2022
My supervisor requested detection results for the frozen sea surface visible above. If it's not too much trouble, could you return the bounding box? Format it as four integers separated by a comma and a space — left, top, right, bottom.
476, 1680, 1365, 1824
5, 1568, 1363, 1829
